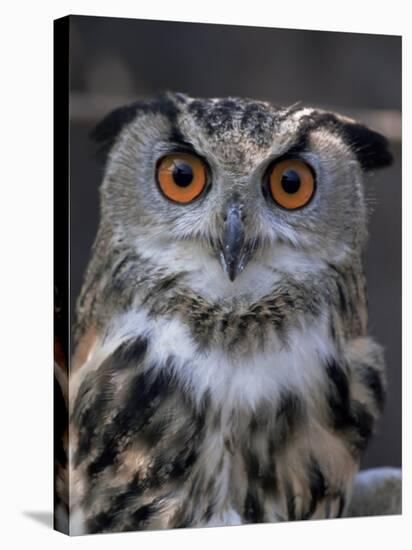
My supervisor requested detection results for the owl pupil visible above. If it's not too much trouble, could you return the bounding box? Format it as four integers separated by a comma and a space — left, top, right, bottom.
281, 170, 301, 194
173, 162, 193, 187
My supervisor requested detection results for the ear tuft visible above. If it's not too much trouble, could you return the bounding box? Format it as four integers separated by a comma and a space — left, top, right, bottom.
338, 120, 394, 171
90, 93, 184, 163
301, 111, 394, 172
90, 102, 140, 162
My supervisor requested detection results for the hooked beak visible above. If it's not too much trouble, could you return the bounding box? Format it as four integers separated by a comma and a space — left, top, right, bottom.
218, 203, 251, 281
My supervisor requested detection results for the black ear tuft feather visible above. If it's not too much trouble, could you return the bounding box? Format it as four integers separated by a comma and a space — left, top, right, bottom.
300, 111, 394, 172
338, 121, 394, 171
90, 102, 140, 162
90, 93, 183, 163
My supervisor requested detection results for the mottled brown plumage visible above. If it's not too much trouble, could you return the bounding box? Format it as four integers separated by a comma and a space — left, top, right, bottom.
67, 93, 391, 534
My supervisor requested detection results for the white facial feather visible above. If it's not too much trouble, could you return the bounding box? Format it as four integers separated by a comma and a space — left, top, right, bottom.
133, 232, 329, 302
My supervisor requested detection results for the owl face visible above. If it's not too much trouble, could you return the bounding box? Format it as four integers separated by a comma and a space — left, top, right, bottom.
95, 93, 392, 291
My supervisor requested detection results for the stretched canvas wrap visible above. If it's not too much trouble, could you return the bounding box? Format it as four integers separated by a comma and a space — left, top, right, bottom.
54, 15, 402, 535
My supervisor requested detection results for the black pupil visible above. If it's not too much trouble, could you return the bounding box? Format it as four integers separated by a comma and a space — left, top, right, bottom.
281, 170, 301, 194
172, 161, 193, 187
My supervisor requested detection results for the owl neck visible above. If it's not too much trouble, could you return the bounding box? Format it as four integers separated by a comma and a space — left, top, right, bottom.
74, 228, 368, 356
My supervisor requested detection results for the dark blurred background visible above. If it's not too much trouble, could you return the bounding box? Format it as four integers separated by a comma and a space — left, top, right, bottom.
68, 15, 401, 470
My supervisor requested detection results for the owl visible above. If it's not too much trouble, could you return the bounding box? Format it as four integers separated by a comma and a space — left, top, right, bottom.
68, 92, 392, 534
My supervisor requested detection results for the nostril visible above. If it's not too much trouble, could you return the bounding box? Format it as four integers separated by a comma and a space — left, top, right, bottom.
223, 202, 244, 223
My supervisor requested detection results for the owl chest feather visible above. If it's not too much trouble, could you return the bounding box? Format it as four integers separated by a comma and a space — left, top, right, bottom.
70, 256, 382, 532
71, 301, 342, 531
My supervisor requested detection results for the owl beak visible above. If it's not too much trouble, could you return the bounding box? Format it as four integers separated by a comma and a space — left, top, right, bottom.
219, 203, 250, 282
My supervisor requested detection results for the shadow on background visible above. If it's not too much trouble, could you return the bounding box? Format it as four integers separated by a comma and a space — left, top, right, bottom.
23, 511, 53, 529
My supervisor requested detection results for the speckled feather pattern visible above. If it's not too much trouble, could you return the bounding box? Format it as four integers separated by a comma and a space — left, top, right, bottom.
67, 93, 391, 534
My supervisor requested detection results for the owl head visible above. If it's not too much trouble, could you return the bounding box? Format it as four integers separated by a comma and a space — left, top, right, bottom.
93, 93, 392, 295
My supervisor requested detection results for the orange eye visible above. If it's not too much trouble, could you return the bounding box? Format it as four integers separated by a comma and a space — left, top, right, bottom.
268, 159, 315, 210
156, 153, 207, 204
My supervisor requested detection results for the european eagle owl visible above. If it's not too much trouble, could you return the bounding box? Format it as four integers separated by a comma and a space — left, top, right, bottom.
68, 93, 392, 534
